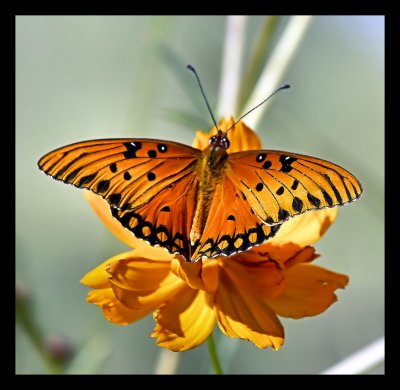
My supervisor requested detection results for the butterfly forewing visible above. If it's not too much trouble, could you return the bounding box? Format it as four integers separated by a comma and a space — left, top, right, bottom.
229, 150, 363, 225
38, 139, 201, 211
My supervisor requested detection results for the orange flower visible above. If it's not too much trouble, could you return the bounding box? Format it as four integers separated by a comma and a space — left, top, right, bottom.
81, 118, 349, 352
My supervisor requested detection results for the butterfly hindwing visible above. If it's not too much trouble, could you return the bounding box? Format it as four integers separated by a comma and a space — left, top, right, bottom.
228, 150, 363, 225
192, 174, 281, 261
111, 171, 199, 259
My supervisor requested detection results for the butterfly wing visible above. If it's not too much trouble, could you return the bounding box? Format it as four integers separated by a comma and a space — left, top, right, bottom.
111, 171, 199, 259
38, 139, 201, 259
228, 150, 363, 225
191, 174, 281, 261
191, 149, 362, 261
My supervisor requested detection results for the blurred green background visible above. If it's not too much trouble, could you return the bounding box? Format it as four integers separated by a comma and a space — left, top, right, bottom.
16, 16, 384, 374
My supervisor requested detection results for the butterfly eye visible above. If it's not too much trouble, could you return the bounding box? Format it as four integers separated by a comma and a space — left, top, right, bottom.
222, 137, 230, 149
209, 135, 217, 144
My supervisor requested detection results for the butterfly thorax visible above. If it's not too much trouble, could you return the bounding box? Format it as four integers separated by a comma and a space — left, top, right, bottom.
189, 132, 230, 247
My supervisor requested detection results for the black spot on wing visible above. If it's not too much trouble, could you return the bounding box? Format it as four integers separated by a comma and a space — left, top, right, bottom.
110, 162, 117, 173
278, 208, 289, 221
227, 215, 236, 221
111, 206, 119, 219
148, 150, 157, 158
256, 182, 263, 192
276, 186, 284, 195
256, 153, 266, 162
109, 193, 122, 206
78, 173, 97, 187
123, 141, 142, 158
97, 179, 110, 193
291, 179, 299, 190
307, 193, 321, 208
147, 172, 156, 181
121, 203, 131, 211
292, 197, 303, 212
160, 206, 170, 212
279, 155, 297, 173
263, 160, 272, 169
123, 171, 131, 181
158, 144, 168, 153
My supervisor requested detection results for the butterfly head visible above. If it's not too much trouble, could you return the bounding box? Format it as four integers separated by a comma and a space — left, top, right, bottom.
206, 130, 231, 167
209, 130, 230, 150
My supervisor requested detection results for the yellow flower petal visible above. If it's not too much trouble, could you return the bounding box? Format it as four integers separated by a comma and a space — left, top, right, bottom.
283, 246, 319, 269
266, 263, 349, 319
80, 244, 173, 289
87, 288, 150, 325
215, 268, 284, 350
201, 259, 220, 294
171, 258, 219, 293
220, 253, 286, 299
170, 258, 203, 290
260, 208, 339, 262
80, 250, 134, 289
83, 190, 150, 249
222, 119, 262, 152
151, 288, 216, 352
108, 258, 184, 310
192, 130, 214, 150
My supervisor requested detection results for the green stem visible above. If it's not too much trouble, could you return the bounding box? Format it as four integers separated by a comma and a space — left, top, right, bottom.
207, 333, 223, 374
16, 299, 63, 374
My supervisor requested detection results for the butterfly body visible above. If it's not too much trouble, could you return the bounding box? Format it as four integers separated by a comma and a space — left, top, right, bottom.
190, 131, 230, 245
38, 119, 362, 262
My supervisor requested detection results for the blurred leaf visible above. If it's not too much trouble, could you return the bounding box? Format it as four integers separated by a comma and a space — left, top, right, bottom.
236, 16, 280, 113
157, 43, 213, 118
157, 108, 211, 133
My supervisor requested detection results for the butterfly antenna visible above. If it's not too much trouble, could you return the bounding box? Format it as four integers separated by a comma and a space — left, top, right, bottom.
225, 84, 291, 133
187, 64, 219, 132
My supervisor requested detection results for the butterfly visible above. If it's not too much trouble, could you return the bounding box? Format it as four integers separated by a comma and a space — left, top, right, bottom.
38, 118, 362, 262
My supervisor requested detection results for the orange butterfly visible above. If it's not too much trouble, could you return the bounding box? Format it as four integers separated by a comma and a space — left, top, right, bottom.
38, 118, 362, 262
